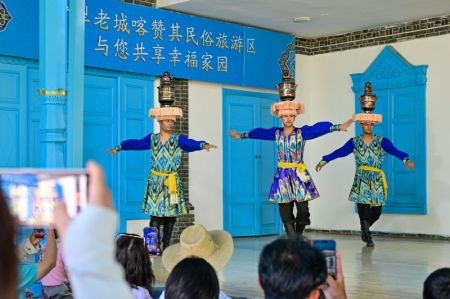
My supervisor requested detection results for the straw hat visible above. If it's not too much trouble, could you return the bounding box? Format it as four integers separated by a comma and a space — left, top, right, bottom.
162, 224, 233, 272
271, 100, 305, 118
353, 112, 382, 124
149, 107, 183, 121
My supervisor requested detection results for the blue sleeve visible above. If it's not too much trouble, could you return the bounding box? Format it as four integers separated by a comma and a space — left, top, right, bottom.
322, 138, 354, 163
178, 135, 206, 152
247, 127, 280, 140
381, 137, 409, 161
120, 134, 151, 151
18, 264, 38, 291
301, 122, 335, 140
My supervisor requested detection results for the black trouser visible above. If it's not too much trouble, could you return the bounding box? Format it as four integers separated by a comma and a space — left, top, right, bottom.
279, 201, 310, 236
149, 216, 177, 251
357, 203, 382, 227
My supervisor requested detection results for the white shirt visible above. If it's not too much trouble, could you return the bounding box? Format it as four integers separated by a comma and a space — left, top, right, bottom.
63, 205, 134, 299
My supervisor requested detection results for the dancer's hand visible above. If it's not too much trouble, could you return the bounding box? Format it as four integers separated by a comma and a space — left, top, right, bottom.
106, 148, 119, 156
405, 160, 415, 170
323, 252, 347, 299
205, 144, 218, 152
315, 163, 322, 172
54, 161, 114, 241
339, 119, 353, 132
315, 161, 325, 172
228, 130, 241, 139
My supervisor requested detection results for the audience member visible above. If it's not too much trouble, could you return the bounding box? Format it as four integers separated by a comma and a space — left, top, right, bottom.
258, 238, 347, 299
423, 268, 450, 299
41, 230, 73, 299
116, 233, 155, 299
54, 161, 134, 299
160, 224, 234, 299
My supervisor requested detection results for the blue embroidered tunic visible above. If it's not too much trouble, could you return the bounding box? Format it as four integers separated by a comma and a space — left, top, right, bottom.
321, 135, 409, 206
120, 134, 205, 216
245, 122, 339, 203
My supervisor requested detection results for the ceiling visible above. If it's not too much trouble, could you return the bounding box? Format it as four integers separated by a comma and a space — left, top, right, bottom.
157, 0, 450, 38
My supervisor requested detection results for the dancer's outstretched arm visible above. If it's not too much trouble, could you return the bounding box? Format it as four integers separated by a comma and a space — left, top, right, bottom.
178, 135, 217, 152
107, 134, 151, 156
228, 127, 280, 141
302, 119, 353, 140
315, 138, 354, 172
381, 137, 415, 170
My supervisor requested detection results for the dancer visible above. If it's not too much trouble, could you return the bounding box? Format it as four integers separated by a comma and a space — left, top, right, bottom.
315, 82, 414, 247
229, 72, 352, 238
108, 72, 216, 254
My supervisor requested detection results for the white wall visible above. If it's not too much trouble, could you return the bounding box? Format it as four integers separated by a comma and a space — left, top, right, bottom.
300, 34, 450, 236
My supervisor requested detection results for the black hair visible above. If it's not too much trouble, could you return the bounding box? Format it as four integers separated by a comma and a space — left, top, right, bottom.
165, 257, 220, 299
115, 235, 155, 294
423, 268, 450, 299
0, 189, 18, 298
258, 238, 327, 299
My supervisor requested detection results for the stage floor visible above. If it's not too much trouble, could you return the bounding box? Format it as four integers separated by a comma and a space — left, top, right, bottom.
152, 232, 450, 299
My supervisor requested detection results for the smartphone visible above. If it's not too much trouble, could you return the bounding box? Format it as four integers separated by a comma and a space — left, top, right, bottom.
143, 227, 158, 255
0, 169, 88, 227
312, 239, 336, 278
34, 228, 46, 239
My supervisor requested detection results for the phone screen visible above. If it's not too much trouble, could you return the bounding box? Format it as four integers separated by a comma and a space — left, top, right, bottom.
0, 169, 88, 227
312, 239, 337, 278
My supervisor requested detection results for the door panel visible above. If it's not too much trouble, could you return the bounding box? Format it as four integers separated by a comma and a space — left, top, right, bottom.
259, 96, 280, 235
223, 90, 279, 236
83, 75, 118, 208
224, 94, 258, 236
119, 77, 152, 230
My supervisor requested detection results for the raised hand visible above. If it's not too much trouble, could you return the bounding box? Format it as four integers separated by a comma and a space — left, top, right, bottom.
55, 161, 114, 241
106, 148, 119, 156
205, 144, 218, 152
406, 160, 415, 170
339, 119, 354, 132
315, 162, 323, 172
228, 130, 241, 139
323, 252, 347, 299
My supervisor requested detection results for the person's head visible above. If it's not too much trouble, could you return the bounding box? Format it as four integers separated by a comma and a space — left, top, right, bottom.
360, 122, 374, 135
281, 114, 296, 128
423, 268, 450, 299
258, 238, 327, 299
165, 257, 220, 299
159, 119, 175, 133
0, 189, 18, 298
115, 234, 155, 293
162, 224, 233, 273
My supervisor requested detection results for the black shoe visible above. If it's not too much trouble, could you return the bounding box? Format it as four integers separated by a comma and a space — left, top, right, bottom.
361, 220, 375, 247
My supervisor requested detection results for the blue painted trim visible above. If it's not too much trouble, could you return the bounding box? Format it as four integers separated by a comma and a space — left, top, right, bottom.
67, 0, 86, 168
39, 0, 68, 168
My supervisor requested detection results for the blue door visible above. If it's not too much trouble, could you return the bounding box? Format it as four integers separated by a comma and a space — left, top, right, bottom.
0, 63, 27, 167
352, 46, 427, 214
223, 89, 280, 236
83, 74, 153, 231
